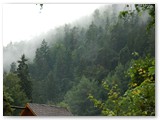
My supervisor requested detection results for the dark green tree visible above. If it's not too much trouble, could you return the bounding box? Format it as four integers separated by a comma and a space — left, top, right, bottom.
34, 39, 51, 80
3, 91, 13, 116
4, 73, 29, 106
119, 46, 131, 65
21, 4, 155, 116
89, 55, 155, 116
17, 54, 32, 100
64, 76, 101, 115
52, 43, 74, 102
86, 22, 98, 43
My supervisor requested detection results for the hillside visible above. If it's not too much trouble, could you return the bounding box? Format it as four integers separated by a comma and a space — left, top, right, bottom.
3, 4, 155, 116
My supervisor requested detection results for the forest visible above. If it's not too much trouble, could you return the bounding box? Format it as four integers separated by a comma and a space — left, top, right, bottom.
3, 4, 155, 116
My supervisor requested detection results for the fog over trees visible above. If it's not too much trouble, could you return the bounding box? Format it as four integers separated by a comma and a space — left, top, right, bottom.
3, 4, 155, 116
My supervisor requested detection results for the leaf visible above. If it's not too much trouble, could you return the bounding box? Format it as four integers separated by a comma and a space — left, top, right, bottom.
148, 66, 155, 76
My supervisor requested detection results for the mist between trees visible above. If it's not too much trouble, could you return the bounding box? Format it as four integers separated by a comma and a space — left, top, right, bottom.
3, 4, 155, 116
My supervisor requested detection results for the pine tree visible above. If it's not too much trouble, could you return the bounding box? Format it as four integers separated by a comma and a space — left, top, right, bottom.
17, 54, 32, 100
34, 39, 51, 80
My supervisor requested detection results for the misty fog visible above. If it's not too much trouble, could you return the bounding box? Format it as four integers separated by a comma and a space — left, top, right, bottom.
3, 4, 150, 73
3, 4, 122, 72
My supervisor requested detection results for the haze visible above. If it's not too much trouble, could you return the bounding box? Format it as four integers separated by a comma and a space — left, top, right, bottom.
3, 4, 104, 46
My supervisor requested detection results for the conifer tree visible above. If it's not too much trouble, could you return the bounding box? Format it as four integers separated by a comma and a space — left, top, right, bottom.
17, 54, 32, 100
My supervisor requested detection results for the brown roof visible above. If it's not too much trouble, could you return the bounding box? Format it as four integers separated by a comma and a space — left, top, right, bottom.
21, 103, 72, 116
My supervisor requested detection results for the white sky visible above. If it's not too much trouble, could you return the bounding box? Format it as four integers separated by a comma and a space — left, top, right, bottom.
2, 4, 104, 46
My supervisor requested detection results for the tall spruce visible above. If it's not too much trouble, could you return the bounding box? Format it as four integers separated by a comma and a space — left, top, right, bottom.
17, 54, 32, 100
34, 39, 50, 80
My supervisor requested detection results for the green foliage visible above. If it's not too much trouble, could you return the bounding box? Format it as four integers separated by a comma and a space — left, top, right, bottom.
3, 73, 30, 115
83, 65, 107, 83
33, 39, 51, 80
119, 11, 129, 18
3, 4, 155, 116
89, 55, 155, 116
127, 55, 155, 88
3, 73, 29, 106
89, 81, 121, 116
28, 4, 154, 115
56, 101, 70, 110
121, 55, 155, 115
119, 4, 155, 31
119, 46, 131, 64
135, 4, 155, 30
31, 79, 46, 103
86, 22, 98, 43
3, 91, 13, 116
64, 76, 101, 115
30, 40, 51, 103
17, 54, 32, 100
120, 79, 155, 116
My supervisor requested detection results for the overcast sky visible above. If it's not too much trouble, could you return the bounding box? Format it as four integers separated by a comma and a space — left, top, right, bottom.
2, 4, 104, 46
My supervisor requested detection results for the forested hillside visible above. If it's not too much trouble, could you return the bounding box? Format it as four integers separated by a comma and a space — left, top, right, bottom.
3, 4, 155, 116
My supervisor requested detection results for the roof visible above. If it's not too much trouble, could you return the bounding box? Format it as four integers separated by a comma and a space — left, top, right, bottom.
20, 103, 72, 116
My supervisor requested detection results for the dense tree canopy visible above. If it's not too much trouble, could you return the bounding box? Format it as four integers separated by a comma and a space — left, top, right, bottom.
3, 4, 155, 116
17, 54, 32, 100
